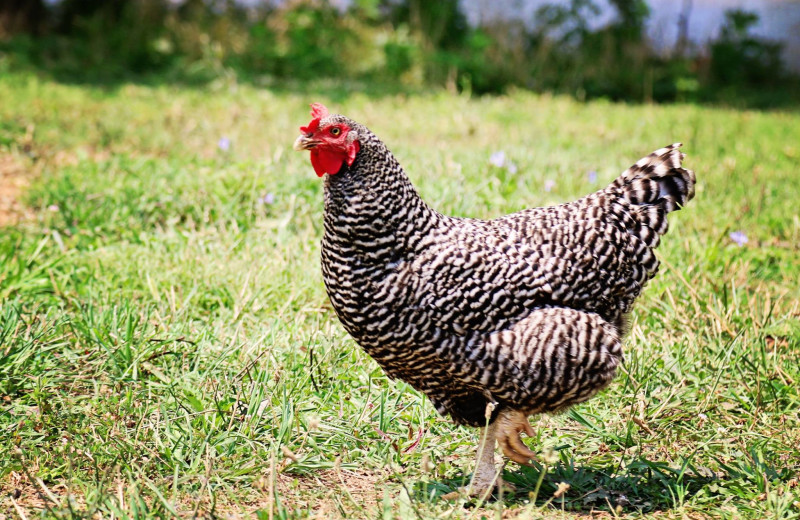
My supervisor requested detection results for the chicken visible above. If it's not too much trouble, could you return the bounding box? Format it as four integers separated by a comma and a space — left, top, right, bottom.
293, 103, 695, 497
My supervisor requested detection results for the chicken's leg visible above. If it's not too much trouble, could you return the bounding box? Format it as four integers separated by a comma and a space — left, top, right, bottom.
441, 419, 507, 500
444, 408, 535, 499
466, 419, 504, 498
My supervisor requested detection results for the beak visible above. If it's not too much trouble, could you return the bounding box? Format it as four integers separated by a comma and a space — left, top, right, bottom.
293, 134, 319, 151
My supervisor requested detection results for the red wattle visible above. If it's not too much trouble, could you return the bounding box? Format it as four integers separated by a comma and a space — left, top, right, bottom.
310, 149, 347, 177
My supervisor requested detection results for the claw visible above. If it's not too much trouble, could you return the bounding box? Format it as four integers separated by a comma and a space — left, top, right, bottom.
522, 420, 536, 437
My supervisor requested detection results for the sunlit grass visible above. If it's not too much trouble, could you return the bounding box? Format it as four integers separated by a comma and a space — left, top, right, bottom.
1, 72, 799, 519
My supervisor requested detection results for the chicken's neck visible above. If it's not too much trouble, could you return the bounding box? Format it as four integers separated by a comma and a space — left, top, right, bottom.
322, 131, 440, 256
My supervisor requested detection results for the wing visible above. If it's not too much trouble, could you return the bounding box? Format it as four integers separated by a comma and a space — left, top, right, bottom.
398, 198, 638, 337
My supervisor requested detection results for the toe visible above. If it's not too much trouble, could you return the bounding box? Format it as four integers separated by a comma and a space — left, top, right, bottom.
506, 448, 535, 465
522, 420, 535, 437
507, 432, 537, 461
498, 437, 535, 465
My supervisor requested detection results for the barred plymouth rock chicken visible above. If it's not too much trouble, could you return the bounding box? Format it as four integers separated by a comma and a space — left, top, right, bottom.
294, 103, 695, 497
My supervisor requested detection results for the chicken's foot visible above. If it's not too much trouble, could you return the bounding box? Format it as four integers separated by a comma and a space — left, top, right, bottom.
495, 409, 537, 465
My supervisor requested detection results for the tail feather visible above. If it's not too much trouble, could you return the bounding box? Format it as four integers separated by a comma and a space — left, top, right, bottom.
610, 143, 696, 244
614, 143, 696, 213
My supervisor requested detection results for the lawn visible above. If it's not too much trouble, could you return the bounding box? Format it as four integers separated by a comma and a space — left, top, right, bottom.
1, 72, 799, 519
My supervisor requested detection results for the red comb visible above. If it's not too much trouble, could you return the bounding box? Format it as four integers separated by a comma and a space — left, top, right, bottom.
300, 103, 330, 134
310, 103, 329, 119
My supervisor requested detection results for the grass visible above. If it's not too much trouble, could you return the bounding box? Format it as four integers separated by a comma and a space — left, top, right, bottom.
0, 71, 799, 519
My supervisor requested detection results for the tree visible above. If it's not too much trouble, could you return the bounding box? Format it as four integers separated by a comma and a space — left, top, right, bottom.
382, 0, 469, 50
608, 0, 649, 41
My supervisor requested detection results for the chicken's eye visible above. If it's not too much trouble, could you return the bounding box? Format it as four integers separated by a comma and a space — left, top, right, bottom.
330, 127, 341, 136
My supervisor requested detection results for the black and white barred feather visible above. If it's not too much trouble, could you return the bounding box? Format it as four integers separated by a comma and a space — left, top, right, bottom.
318, 114, 695, 427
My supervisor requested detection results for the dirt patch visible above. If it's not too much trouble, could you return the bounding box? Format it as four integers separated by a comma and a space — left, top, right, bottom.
0, 153, 32, 227
0, 471, 88, 518
273, 468, 382, 517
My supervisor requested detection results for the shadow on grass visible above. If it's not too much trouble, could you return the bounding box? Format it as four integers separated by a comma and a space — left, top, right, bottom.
414, 456, 717, 514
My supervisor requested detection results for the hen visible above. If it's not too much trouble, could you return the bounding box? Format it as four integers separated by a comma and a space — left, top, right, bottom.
294, 103, 695, 497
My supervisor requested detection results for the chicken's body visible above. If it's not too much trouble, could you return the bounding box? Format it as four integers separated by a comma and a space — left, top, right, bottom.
297, 105, 695, 496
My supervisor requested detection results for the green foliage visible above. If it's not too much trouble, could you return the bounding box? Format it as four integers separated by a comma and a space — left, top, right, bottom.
268, 3, 356, 80
517, 0, 793, 105
382, 0, 470, 51
709, 9, 785, 87
608, 0, 651, 40
0, 0, 797, 107
11, 0, 174, 78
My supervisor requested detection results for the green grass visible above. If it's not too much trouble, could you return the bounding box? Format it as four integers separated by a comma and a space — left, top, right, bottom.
1, 72, 799, 519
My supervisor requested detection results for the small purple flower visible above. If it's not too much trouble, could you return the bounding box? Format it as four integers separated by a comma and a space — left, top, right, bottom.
489, 151, 518, 173
587, 170, 598, 183
257, 192, 275, 205
544, 179, 556, 192
729, 231, 748, 247
218, 136, 231, 152
489, 151, 506, 168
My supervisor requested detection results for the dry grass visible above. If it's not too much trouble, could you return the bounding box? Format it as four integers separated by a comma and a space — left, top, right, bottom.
0, 153, 30, 227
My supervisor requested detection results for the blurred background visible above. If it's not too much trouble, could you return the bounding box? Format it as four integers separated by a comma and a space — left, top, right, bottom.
1, 0, 798, 108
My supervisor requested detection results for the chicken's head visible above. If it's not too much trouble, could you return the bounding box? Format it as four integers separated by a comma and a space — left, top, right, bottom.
293, 103, 360, 177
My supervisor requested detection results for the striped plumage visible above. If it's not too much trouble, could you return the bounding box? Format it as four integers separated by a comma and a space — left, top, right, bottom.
295, 105, 695, 495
